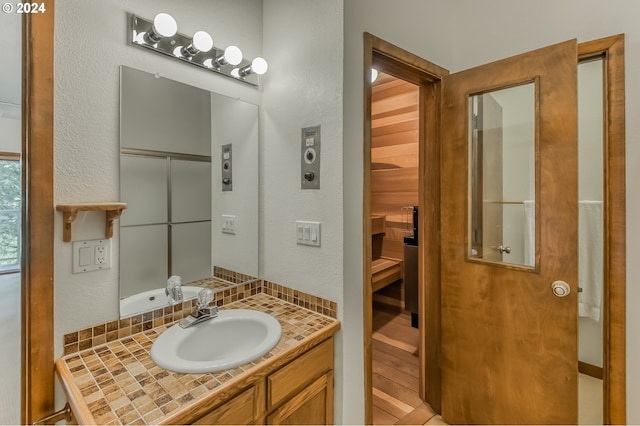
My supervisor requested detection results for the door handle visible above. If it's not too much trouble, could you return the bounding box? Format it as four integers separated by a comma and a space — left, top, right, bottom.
551, 280, 571, 297
497, 245, 511, 254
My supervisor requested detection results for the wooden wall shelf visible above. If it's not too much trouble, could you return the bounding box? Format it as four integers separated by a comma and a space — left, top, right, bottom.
55, 203, 127, 242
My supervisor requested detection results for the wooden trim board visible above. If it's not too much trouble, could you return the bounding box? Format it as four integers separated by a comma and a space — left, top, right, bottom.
21, 2, 56, 423
579, 361, 604, 381
0, 151, 21, 160
578, 35, 626, 426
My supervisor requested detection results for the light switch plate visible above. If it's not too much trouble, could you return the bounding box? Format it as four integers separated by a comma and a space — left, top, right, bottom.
72, 239, 112, 273
296, 221, 321, 247
222, 214, 236, 234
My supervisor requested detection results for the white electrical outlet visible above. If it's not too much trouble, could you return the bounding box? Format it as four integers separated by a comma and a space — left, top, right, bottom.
72, 239, 112, 273
95, 245, 107, 264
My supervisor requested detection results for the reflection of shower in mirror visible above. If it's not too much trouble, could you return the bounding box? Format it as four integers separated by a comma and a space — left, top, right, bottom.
118, 66, 260, 319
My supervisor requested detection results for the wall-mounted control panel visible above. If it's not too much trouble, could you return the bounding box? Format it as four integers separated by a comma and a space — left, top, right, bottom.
222, 143, 232, 191
72, 239, 112, 273
301, 126, 320, 190
296, 220, 321, 247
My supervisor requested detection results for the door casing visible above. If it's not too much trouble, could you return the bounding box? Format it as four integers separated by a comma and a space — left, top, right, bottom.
21, 1, 55, 423
577, 35, 626, 425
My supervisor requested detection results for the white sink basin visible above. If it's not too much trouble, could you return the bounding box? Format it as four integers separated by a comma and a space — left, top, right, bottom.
150, 309, 282, 374
120, 286, 202, 318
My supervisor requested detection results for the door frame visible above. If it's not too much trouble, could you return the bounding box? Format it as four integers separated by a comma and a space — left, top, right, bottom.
21, 1, 55, 423
362, 34, 626, 424
578, 34, 626, 425
362, 33, 448, 423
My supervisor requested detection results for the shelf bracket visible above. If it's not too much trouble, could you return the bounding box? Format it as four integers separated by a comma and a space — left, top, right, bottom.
55, 203, 127, 242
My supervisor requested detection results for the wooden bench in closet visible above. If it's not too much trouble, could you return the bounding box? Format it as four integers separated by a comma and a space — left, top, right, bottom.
371, 215, 403, 292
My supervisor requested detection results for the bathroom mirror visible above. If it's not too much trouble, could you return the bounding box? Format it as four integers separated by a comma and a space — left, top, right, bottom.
119, 66, 259, 318
468, 82, 536, 268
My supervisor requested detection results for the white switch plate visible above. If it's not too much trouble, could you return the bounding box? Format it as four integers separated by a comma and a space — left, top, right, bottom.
222, 214, 236, 234
72, 239, 112, 273
296, 221, 321, 247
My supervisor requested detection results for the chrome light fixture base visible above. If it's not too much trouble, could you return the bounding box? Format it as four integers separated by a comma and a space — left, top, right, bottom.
128, 14, 261, 87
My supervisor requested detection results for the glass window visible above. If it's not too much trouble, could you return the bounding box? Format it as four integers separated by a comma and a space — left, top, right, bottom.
469, 82, 536, 268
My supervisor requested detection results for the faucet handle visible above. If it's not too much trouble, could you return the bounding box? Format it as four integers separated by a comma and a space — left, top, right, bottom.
197, 288, 214, 308
167, 275, 182, 289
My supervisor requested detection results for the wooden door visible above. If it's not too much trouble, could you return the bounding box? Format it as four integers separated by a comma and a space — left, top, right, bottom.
440, 40, 578, 424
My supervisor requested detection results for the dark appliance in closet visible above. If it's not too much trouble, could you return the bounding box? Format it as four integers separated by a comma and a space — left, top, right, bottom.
403, 206, 419, 328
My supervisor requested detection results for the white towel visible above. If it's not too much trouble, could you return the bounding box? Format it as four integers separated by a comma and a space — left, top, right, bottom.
578, 201, 603, 321
523, 200, 535, 267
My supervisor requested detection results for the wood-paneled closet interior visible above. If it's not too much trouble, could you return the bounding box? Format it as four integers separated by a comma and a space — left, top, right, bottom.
370, 71, 419, 293
370, 71, 423, 423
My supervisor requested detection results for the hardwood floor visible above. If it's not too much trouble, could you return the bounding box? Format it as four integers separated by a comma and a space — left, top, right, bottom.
372, 282, 436, 425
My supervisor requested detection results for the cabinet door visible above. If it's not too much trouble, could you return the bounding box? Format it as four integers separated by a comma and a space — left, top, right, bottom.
267, 371, 334, 425
268, 338, 333, 409
194, 386, 256, 425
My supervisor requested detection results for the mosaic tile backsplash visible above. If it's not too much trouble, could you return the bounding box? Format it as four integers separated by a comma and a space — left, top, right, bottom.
59, 294, 338, 425
212, 266, 257, 284
262, 280, 337, 318
63, 279, 336, 356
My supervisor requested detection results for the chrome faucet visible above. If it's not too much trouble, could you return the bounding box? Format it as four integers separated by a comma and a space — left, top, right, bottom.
166, 275, 184, 304
179, 288, 218, 329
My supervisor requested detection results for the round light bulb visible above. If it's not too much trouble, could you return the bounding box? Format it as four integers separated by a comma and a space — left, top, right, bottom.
153, 13, 177, 38
224, 46, 243, 66
371, 68, 379, 83
192, 31, 213, 53
251, 57, 268, 75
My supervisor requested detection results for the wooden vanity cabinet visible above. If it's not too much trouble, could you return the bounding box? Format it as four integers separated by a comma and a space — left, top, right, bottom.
191, 337, 335, 425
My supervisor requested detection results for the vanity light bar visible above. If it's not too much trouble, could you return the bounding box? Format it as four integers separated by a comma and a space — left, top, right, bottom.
128, 14, 267, 87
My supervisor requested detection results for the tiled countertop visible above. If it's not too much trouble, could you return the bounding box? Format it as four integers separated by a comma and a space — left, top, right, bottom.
55, 293, 340, 425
